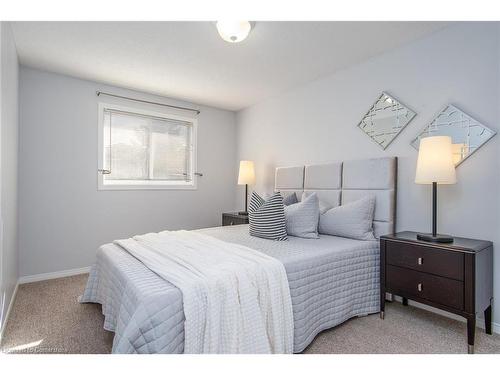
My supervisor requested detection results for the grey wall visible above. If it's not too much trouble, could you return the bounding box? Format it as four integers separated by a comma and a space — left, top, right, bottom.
0, 22, 19, 335
19, 67, 238, 277
236, 23, 500, 325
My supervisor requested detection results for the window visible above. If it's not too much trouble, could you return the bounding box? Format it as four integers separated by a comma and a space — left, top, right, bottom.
98, 103, 197, 190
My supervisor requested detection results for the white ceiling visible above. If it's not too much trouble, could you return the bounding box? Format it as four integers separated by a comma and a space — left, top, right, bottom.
11, 21, 450, 111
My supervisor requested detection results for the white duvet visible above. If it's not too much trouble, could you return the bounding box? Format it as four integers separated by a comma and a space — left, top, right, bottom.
115, 230, 294, 354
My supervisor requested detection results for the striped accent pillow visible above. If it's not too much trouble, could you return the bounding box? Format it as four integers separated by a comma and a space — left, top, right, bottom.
248, 192, 287, 241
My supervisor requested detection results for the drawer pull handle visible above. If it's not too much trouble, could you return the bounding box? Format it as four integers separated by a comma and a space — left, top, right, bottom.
417, 257, 423, 265
417, 283, 423, 292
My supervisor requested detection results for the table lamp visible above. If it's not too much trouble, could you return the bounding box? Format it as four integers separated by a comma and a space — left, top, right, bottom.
415, 136, 457, 243
237, 160, 255, 215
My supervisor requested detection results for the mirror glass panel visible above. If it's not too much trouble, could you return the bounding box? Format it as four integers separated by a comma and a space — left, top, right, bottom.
411, 105, 496, 166
357, 92, 416, 149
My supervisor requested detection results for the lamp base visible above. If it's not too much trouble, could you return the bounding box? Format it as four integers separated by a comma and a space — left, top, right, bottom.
238, 211, 249, 216
416, 233, 454, 243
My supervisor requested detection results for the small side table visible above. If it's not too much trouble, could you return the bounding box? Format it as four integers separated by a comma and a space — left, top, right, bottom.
380, 231, 493, 354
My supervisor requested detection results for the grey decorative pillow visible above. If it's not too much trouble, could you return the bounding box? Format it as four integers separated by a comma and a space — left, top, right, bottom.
284, 192, 320, 239
248, 192, 287, 241
318, 200, 332, 214
302, 192, 331, 214
282, 192, 298, 206
318, 196, 376, 241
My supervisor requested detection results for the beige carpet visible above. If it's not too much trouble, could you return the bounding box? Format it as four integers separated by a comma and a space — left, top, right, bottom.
1, 274, 499, 354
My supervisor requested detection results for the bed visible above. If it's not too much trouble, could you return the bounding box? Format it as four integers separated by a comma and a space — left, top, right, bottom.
81, 157, 397, 353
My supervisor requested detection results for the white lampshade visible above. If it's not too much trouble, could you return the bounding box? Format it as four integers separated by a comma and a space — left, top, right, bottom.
415, 136, 457, 185
238, 160, 255, 185
216, 21, 252, 43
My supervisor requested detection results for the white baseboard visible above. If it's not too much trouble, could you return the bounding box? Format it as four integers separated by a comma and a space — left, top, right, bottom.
18, 266, 91, 284
392, 296, 500, 334
0, 282, 19, 345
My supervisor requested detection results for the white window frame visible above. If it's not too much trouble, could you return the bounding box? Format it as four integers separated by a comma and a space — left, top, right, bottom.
97, 102, 198, 191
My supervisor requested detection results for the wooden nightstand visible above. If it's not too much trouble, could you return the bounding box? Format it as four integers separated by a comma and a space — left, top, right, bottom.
222, 212, 249, 226
380, 231, 493, 354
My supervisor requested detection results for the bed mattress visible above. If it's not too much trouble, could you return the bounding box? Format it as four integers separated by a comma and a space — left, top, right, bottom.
80, 224, 380, 353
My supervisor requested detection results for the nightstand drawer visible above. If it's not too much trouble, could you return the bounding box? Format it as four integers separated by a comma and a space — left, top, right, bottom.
223, 217, 238, 226
386, 265, 464, 310
386, 241, 464, 281
222, 215, 248, 226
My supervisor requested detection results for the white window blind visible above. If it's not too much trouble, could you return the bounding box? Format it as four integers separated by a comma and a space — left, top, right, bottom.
98, 104, 197, 190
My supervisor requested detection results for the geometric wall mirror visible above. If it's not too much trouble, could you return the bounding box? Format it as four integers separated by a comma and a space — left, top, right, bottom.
411, 104, 496, 166
357, 92, 417, 150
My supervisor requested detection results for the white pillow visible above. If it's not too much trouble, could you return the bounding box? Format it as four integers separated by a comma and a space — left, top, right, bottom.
318, 196, 376, 241
284, 192, 320, 239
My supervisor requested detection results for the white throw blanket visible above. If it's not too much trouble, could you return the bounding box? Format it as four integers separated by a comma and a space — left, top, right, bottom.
114, 230, 294, 354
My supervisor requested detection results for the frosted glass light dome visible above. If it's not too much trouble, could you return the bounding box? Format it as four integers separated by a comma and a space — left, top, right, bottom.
216, 21, 252, 43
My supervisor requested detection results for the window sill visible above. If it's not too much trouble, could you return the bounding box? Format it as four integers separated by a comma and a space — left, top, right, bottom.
98, 181, 197, 191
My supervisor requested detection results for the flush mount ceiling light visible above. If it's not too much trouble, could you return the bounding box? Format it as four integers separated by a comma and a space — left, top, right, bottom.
216, 21, 253, 43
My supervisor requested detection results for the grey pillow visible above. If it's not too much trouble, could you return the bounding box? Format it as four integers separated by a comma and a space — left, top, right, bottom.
284, 192, 319, 239
301, 191, 331, 214
282, 192, 298, 206
318, 200, 333, 214
318, 196, 376, 241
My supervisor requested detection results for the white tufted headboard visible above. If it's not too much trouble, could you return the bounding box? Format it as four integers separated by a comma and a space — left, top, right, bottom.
275, 157, 397, 238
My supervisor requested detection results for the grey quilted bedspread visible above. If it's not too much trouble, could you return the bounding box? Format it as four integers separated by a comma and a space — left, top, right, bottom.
80, 225, 380, 353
